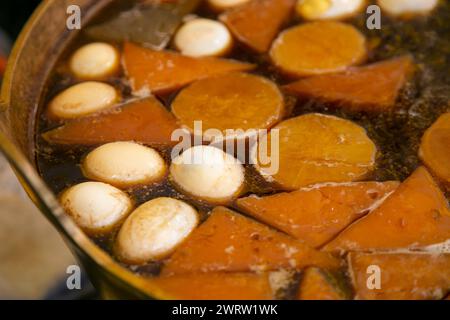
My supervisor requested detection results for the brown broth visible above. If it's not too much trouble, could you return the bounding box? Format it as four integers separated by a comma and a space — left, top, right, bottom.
36, 0, 450, 286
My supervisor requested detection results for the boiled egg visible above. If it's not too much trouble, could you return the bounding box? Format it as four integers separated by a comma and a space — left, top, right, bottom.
69, 42, 120, 79
48, 81, 119, 119
377, 0, 439, 17
174, 18, 233, 57
170, 145, 245, 203
82, 141, 167, 188
296, 0, 365, 20
60, 181, 133, 234
115, 197, 199, 264
207, 0, 251, 11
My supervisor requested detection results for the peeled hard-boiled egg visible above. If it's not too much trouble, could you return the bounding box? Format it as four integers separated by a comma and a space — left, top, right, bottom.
115, 197, 199, 264
207, 0, 251, 11
82, 141, 167, 188
60, 181, 133, 234
48, 81, 119, 119
377, 0, 439, 16
174, 18, 233, 57
296, 0, 365, 20
69, 42, 120, 79
170, 145, 245, 203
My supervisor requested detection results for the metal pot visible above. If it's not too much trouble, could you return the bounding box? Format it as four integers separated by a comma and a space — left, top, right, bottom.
0, 0, 170, 299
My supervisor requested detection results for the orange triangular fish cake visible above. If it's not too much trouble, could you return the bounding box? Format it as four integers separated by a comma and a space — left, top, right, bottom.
236, 181, 399, 248
220, 0, 295, 53
123, 42, 255, 94
297, 267, 349, 300
43, 97, 179, 147
348, 252, 450, 300
151, 273, 273, 300
283, 55, 413, 112
323, 167, 450, 253
161, 206, 340, 275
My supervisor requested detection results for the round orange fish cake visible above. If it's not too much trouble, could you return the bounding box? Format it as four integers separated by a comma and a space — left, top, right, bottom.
171, 72, 284, 140
255, 113, 377, 190
270, 21, 367, 77
419, 112, 450, 185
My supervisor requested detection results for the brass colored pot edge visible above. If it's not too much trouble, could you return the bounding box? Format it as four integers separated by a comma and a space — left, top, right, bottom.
0, 0, 173, 300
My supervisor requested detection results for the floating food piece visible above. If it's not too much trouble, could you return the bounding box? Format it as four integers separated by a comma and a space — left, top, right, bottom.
419, 113, 450, 186
323, 167, 450, 253
237, 181, 399, 247
151, 273, 273, 299
283, 55, 414, 112
47, 82, 119, 119
220, 0, 296, 53
161, 206, 340, 275
377, 0, 439, 17
69, 43, 120, 80
171, 73, 284, 139
60, 182, 133, 234
297, 267, 349, 300
174, 18, 233, 57
85, 0, 201, 49
123, 42, 254, 95
43, 97, 179, 147
270, 21, 367, 77
115, 197, 199, 264
82, 141, 166, 188
255, 113, 377, 190
296, 0, 365, 21
208, 0, 251, 11
170, 145, 245, 203
348, 252, 450, 300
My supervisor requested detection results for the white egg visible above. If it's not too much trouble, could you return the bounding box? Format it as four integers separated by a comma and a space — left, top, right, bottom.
115, 197, 199, 264
174, 18, 233, 57
170, 145, 245, 203
377, 0, 439, 16
69, 42, 120, 79
296, 0, 365, 20
208, 0, 251, 11
60, 182, 133, 233
48, 81, 119, 119
82, 141, 167, 188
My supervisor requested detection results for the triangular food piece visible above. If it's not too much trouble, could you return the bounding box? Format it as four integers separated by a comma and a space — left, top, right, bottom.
297, 267, 349, 300
123, 42, 255, 95
220, 0, 295, 53
43, 97, 179, 147
283, 55, 413, 112
237, 181, 399, 248
161, 206, 340, 275
150, 272, 273, 300
348, 252, 450, 300
323, 167, 450, 253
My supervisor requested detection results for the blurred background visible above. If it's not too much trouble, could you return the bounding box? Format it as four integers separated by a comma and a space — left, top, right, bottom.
0, 1, 95, 299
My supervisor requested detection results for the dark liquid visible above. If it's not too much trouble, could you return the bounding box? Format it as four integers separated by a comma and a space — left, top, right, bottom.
36, 0, 450, 286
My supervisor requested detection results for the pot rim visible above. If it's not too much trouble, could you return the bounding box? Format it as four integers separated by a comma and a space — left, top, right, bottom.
0, 0, 172, 300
